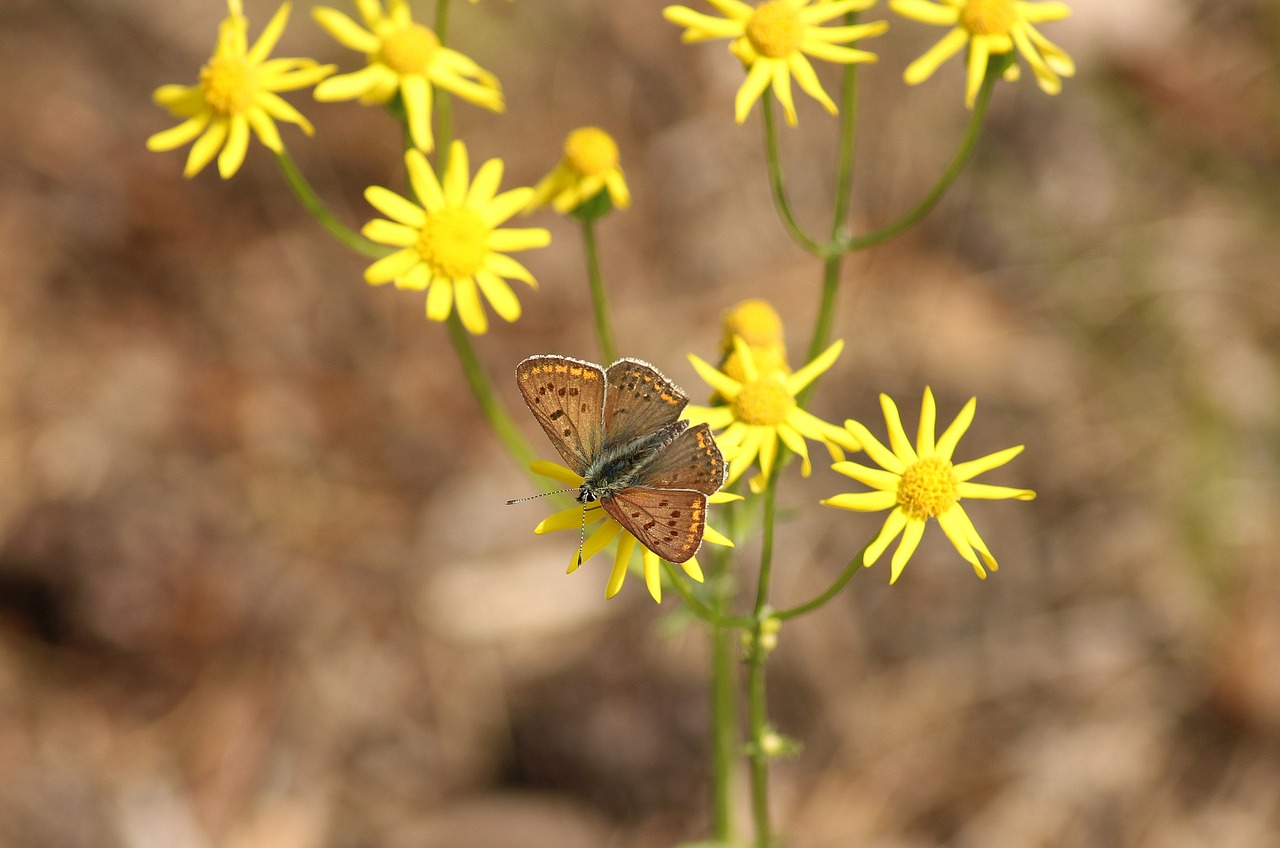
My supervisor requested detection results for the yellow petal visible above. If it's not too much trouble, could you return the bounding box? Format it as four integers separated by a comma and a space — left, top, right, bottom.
400, 74, 434, 152
864, 507, 907, 566
475, 270, 521, 323
184, 119, 228, 178
426, 277, 454, 322
364, 185, 426, 227
363, 248, 419, 284
311, 7, 379, 52
405, 148, 445, 211
606, 533, 637, 597
888, 518, 925, 583
879, 393, 918, 464
487, 228, 551, 253
453, 277, 488, 334
935, 396, 976, 461
246, 1, 291, 64
146, 114, 210, 152
216, 113, 251, 178
820, 490, 900, 512
953, 444, 1024, 482
735, 60, 773, 124
903, 27, 968, 85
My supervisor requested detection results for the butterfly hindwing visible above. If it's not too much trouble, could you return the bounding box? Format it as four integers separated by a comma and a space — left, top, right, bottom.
516, 355, 606, 475
602, 359, 687, 451
603, 486, 707, 564
632, 423, 726, 496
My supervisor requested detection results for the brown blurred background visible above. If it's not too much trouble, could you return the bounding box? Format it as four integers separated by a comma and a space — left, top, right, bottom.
2, 0, 1279, 845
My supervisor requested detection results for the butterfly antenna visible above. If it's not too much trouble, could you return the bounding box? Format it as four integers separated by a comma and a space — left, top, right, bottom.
505, 488, 577, 505
576, 505, 588, 568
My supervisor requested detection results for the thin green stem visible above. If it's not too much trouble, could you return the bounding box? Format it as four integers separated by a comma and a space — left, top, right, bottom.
275, 150, 386, 259
801, 254, 844, 393
660, 560, 750, 628
746, 475, 779, 848
746, 643, 772, 848
762, 97, 829, 258
445, 312, 540, 473
709, 496, 743, 843
797, 16, 862, 370
839, 71, 995, 252
581, 218, 619, 364
710, 618, 737, 841
433, 0, 454, 166
829, 14, 861, 241
775, 540, 872, 620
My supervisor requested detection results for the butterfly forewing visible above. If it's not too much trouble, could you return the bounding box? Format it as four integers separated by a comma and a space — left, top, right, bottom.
602, 359, 687, 451
516, 355, 606, 475
603, 487, 708, 563
632, 423, 727, 496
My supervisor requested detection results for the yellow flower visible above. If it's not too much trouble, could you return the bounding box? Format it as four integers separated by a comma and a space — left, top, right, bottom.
718, 298, 790, 383
360, 140, 550, 334
890, 0, 1074, 107
531, 461, 739, 603
686, 337, 859, 493
312, 0, 503, 151
526, 127, 632, 215
821, 387, 1035, 583
663, 0, 887, 125
146, 0, 334, 179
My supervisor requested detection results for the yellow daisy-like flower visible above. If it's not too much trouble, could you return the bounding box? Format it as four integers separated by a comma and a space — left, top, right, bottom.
531, 461, 739, 603
312, 0, 503, 151
526, 127, 632, 215
360, 140, 550, 334
663, 0, 888, 125
686, 337, 859, 493
146, 0, 334, 179
821, 387, 1035, 584
891, 0, 1074, 107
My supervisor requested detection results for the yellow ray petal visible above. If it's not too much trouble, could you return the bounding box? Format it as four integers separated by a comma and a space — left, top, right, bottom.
953, 444, 1024, 481
888, 518, 925, 583
364, 186, 426, 227
935, 396, 975, 461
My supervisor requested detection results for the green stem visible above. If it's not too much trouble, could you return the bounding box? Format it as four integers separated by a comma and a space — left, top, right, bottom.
801, 253, 844, 397
774, 540, 871, 620
709, 495, 743, 843
433, 0, 454, 166
581, 218, 619, 364
660, 560, 750, 628
762, 97, 829, 258
747, 475, 779, 848
829, 14, 861, 240
798, 17, 861, 371
274, 150, 387, 259
445, 312, 540, 472
839, 71, 995, 252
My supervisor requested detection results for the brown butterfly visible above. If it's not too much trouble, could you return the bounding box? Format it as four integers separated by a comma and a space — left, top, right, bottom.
515, 355, 727, 563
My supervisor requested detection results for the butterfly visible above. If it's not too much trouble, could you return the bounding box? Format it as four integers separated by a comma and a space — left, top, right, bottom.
515, 355, 727, 563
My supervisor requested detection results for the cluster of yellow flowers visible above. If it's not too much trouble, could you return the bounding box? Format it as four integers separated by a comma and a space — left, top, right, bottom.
147, 0, 1052, 599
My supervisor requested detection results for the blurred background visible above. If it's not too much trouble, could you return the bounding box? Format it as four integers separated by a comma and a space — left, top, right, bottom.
2, 0, 1278, 845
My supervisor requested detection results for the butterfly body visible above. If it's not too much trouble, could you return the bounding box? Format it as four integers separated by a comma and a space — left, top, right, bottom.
516, 355, 726, 563
577, 421, 687, 504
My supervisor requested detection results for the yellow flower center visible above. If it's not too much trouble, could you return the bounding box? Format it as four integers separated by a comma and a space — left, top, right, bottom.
960, 0, 1018, 36
416, 208, 490, 279
745, 1, 803, 59
897, 457, 959, 521
563, 128, 619, 177
380, 24, 440, 76
200, 57, 256, 115
732, 375, 795, 425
